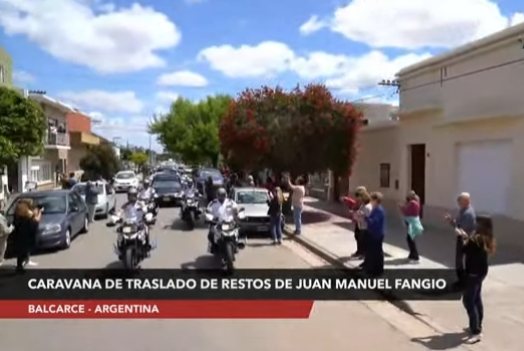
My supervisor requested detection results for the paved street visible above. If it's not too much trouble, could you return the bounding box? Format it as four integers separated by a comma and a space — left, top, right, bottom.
0, 194, 434, 351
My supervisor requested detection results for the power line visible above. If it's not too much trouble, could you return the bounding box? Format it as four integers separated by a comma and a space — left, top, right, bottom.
398, 56, 524, 93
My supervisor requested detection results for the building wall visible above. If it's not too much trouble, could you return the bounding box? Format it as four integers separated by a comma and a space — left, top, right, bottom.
394, 24, 524, 250
68, 143, 88, 174
0, 47, 13, 87
67, 112, 92, 132
349, 125, 401, 202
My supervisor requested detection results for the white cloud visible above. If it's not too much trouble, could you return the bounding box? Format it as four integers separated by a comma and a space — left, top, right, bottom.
157, 70, 208, 87
291, 52, 349, 79
59, 90, 144, 113
13, 70, 36, 84
324, 51, 432, 94
156, 91, 180, 103
299, 15, 326, 35
197, 41, 295, 78
0, 0, 181, 73
198, 40, 430, 94
511, 13, 524, 26
316, 0, 521, 49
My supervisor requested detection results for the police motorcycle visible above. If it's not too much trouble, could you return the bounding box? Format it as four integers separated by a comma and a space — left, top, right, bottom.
205, 206, 246, 273
180, 180, 203, 230
107, 199, 155, 270
139, 184, 159, 221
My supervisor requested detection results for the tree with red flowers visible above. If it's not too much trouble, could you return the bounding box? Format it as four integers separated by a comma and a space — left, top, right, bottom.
219, 84, 362, 176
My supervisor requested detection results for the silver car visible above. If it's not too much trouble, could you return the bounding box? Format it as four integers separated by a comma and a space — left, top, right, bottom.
231, 187, 271, 234
113, 171, 139, 192
73, 181, 117, 219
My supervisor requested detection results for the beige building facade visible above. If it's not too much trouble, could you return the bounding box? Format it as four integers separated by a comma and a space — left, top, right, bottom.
349, 23, 524, 249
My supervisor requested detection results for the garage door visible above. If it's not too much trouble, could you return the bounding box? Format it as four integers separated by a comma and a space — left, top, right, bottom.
457, 140, 512, 215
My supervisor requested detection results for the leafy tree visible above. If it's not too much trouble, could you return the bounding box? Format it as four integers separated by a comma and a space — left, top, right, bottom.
150, 95, 232, 167
80, 143, 121, 181
130, 151, 149, 170
220, 84, 362, 176
0, 87, 46, 166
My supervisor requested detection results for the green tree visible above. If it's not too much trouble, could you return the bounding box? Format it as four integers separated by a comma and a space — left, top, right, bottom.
130, 151, 148, 170
0, 87, 46, 166
150, 95, 232, 167
80, 143, 121, 181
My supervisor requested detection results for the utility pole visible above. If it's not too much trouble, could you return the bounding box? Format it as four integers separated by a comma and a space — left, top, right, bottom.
378, 79, 401, 93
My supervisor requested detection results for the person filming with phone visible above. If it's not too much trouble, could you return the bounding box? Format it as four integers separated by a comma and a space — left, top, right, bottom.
12, 199, 42, 272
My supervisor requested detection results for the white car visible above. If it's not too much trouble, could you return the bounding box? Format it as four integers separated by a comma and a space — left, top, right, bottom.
113, 171, 139, 192
73, 181, 117, 219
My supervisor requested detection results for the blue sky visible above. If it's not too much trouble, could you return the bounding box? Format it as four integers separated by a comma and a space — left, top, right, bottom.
1, 0, 523, 151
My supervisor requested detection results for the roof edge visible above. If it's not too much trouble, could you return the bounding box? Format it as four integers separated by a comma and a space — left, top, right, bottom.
397, 23, 524, 77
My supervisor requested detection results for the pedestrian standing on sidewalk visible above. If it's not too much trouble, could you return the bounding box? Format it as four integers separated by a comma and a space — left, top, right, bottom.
342, 186, 367, 259
354, 190, 372, 267
268, 187, 284, 245
12, 199, 41, 272
363, 192, 386, 276
286, 175, 306, 235
455, 215, 495, 344
85, 181, 99, 223
400, 190, 424, 263
445, 192, 476, 287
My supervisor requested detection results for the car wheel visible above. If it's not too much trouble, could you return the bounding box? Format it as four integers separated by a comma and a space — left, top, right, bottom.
80, 216, 89, 234
62, 229, 72, 249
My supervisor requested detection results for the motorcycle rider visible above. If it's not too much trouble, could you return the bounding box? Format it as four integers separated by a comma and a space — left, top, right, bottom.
139, 179, 155, 202
119, 187, 151, 250
206, 187, 238, 253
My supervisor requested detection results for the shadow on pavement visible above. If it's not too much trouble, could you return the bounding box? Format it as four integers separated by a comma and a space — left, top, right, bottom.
180, 255, 220, 269
301, 210, 332, 225
411, 331, 470, 350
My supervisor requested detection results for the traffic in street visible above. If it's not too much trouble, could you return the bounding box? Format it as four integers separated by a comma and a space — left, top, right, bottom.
1, 191, 428, 351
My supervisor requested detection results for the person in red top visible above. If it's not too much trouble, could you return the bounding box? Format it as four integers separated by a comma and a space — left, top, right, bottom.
341, 186, 367, 259
399, 191, 422, 262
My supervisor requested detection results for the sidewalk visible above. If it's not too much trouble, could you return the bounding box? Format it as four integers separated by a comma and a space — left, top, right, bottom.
285, 197, 524, 351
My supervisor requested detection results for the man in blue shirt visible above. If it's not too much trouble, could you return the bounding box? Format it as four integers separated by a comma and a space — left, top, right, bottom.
446, 192, 476, 285
364, 192, 386, 276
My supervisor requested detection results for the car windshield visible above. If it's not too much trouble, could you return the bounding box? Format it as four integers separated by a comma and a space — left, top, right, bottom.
8, 195, 67, 215
74, 184, 104, 195
116, 172, 134, 179
236, 191, 269, 204
153, 180, 181, 189
201, 170, 222, 179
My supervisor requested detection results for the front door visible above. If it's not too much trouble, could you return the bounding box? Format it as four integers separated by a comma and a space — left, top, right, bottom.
410, 144, 426, 217
67, 193, 83, 233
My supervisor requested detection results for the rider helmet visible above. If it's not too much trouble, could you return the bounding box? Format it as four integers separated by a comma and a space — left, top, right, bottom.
217, 187, 227, 203
127, 187, 138, 202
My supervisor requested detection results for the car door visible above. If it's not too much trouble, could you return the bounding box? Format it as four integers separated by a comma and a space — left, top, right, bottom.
67, 193, 83, 234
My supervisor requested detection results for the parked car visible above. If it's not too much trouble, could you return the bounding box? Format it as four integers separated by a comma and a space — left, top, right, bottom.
72, 181, 116, 219
113, 170, 139, 192
4, 190, 89, 251
231, 187, 271, 234
152, 174, 185, 206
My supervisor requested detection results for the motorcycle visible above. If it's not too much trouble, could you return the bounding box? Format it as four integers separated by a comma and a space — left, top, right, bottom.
180, 188, 202, 230
205, 207, 246, 273
108, 203, 155, 270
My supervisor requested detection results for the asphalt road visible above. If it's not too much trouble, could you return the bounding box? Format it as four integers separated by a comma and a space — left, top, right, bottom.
0, 194, 429, 351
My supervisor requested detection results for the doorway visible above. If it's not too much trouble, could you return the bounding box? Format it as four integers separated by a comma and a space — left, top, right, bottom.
410, 144, 426, 217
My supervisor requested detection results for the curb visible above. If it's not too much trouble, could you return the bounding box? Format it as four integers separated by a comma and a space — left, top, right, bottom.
282, 223, 469, 343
